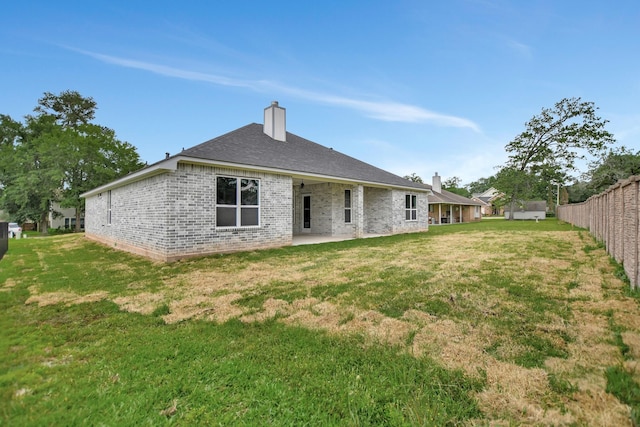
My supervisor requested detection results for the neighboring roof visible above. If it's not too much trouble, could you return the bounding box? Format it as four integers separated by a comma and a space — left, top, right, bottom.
473, 187, 500, 198
82, 123, 430, 197
429, 188, 482, 206
474, 196, 492, 203
471, 196, 491, 206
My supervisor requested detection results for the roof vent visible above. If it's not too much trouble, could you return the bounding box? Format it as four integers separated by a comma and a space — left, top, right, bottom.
263, 101, 286, 142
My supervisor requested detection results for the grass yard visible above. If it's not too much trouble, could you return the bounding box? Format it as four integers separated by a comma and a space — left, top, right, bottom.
2, 219, 640, 425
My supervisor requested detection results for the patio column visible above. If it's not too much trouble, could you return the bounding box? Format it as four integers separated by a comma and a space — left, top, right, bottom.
355, 184, 364, 238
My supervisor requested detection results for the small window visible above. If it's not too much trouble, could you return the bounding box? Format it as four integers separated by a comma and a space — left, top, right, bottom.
344, 189, 352, 223
405, 194, 417, 221
216, 176, 260, 227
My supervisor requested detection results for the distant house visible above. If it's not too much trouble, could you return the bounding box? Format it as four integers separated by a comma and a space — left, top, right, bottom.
48, 202, 84, 231
0, 203, 83, 232
81, 102, 431, 261
504, 201, 547, 220
428, 173, 483, 224
471, 187, 503, 216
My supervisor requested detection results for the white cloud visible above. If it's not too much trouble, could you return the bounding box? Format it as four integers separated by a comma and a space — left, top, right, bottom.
506, 39, 533, 59
72, 48, 480, 132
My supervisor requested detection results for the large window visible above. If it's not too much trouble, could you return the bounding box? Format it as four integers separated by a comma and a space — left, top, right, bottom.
405, 194, 417, 221
216, 177, 260, 227
344, 189, 352, 223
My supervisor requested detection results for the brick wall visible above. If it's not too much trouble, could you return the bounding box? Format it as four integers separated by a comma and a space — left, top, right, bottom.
364, 187, 392, 234
391, 190, 429, 233
557, 175, 640, 289
84, 162, 429, 261
85, 164, 292, 261
330, 183, 357, 236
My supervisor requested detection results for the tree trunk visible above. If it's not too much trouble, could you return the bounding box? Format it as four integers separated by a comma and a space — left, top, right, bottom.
74, 207, 82, 232
39, 211, 49, 235
508, 196, 517, 220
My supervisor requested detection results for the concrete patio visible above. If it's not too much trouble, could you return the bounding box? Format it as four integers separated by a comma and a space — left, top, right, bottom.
292, 234, 386, 246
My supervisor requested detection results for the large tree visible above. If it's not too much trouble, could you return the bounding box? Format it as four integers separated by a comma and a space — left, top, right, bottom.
465, 176, 497, 195
497, 97, 614, 219
59, 123, 143, 231
34, 90, 97, 128
0, 91, 143, 233
442, 176, 471, 197
0, 114, 66, 232
586, 146, 640, 194
403, 173, 423, 183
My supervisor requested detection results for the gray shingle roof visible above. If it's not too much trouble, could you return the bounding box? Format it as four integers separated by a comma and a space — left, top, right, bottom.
429, 188, 482, 206
179, 123, 429, 190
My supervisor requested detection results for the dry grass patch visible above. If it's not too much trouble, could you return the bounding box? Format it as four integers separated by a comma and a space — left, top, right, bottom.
25, 285, 109, 307
112, 292, 166, 315
162, 293, 245, 324
0, 278, 17, 292
566, 389, 631, 426
622, 332, 640, 359
51, 234, 86, 251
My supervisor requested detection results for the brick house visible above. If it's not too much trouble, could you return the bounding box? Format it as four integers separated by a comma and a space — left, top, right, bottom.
81, 102, 431, 261
428, 173, 483, 224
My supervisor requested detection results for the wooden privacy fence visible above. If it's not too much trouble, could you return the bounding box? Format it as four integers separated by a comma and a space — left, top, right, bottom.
557, 175, 640, 290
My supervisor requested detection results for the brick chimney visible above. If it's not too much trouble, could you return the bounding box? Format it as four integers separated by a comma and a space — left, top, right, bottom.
263, 101, 286, 141
432, 172, 442, 193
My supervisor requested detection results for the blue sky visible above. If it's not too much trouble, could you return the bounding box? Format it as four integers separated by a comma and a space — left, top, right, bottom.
2, 1, 639, 186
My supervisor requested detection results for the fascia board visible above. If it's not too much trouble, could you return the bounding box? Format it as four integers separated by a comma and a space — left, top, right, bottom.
80, 158, 180, 198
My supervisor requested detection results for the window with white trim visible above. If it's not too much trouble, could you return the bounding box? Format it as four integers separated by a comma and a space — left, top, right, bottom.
344, 189, 352, 223
216, 176, 260, 227
405, 194, 417, 221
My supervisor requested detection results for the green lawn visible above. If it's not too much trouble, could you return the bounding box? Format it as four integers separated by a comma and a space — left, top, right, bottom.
1, 219, 639, 425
